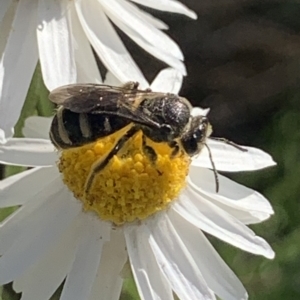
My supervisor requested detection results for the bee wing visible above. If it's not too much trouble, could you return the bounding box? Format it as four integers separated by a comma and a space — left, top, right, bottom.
91, 107, 163, 129
49, 83, 169, 129
49, 84, 126, 113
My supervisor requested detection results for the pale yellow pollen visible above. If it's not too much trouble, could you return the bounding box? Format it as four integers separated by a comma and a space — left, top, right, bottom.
58, 128, 190, 225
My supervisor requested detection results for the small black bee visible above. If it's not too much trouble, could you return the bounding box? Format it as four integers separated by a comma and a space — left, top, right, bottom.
49, 82, 213, 194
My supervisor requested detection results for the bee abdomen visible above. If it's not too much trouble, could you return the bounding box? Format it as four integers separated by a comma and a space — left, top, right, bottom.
79, 113, 92, 138
50, 108, 84, 149
49, 108, 131, 149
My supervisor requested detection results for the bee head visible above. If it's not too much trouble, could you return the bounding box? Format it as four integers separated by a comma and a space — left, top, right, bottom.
181, 116, 212, 156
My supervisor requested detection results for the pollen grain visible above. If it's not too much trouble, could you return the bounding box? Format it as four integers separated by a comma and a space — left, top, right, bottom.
58, 130, 190, 224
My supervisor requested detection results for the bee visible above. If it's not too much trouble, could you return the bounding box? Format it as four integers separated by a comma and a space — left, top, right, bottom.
49, 82, 214, 194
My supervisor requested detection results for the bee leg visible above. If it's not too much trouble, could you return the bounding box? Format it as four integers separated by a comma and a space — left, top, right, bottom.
204, 143, 219, 193
142, 135, 157, 163
210, 137, 248, 152
122, 81, 139, 90
84, 126, 139, 198
168, 141, 180, 158
121, 81, 152, 92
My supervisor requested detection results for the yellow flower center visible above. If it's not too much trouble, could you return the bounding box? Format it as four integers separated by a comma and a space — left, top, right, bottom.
58, 126, 190, 224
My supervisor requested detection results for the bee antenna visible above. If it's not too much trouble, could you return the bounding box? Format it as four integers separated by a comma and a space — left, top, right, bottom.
204, 143, 219, 193
210, 137, 247, 152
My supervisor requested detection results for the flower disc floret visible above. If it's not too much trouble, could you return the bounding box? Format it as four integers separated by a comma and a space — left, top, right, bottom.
59, 128, 190, 224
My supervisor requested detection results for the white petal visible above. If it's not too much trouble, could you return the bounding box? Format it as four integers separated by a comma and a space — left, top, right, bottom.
0, 0, 16, 57
130, 0, 197, 19
125, 224, 173, 300
0, 190, 81, 284
106, 16, 186, 75
22, 116, 52, 139
13, 214, 84, 300
89, 228, 127, 300
191, 107, 210, 117
100, 0, 183, 60
0, 166, 58, 207
104, 72, 122, 86
60, 215, 111, 300
0, 0, 12, 24
37, 0, 76, 91
0, 0, 38, 142
193, 139, 276, 171
0, 138, 57, 167
125, 2, 168, 30
146, 213, 216, 300
69, 4, 102, 83
150, 68, 183, 93
0, 175, 64, 255
169, 209, 248, 300
188, 167, 274, 224
173, 187, 275, 259
75, 0, 148, 88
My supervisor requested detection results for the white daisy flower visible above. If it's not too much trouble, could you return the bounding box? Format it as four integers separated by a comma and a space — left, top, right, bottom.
0, 0, 196, 143
0, 69, 275, 300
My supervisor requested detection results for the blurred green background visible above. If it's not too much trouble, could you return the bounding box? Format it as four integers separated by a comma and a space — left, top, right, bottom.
1, 0, 300, 299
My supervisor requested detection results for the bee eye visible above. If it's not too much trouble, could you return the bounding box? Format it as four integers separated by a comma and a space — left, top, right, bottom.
193, 120, 206, 138
193, 128, 204, 140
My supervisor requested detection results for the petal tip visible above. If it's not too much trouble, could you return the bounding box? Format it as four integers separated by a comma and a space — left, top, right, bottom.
189, 11, 197, 20
266, 249, 276, 260
260, 240, 275, 259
